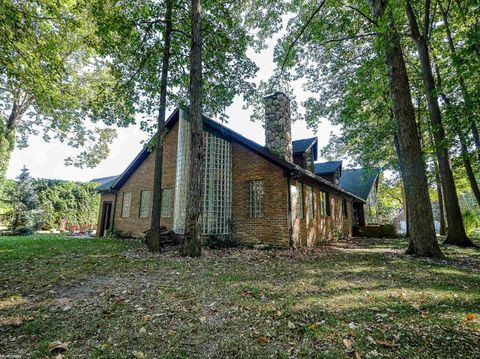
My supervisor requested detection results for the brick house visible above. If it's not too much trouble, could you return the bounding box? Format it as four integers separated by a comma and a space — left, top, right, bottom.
95, 92, 377, 247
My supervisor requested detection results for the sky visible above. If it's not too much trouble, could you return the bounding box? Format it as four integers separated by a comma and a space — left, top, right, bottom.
6, 37, 340, 182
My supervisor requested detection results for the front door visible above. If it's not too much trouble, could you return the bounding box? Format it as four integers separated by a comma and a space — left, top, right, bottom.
100, 202, 112, 237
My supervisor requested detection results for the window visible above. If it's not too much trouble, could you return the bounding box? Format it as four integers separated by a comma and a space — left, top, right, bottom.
121, 192, 132, 218
319, 191, 330, 216
306, 186, 313, 220
342, 197, 348, 218
248, 180, 264, 218
139, 190, 150, 218
296, 182, 304, 219
202, 132, 232, 234
161, 188, 173, 217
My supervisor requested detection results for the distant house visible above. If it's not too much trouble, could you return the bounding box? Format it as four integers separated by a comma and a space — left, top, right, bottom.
95, 92, 379, 247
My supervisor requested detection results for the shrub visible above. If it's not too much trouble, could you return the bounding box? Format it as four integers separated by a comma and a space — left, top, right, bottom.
204, 234, 239, 249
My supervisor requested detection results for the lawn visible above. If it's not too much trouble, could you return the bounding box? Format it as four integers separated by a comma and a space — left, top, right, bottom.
1, 235, 479, 358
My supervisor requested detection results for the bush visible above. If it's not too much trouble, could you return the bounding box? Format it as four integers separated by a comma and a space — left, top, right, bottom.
12, 226, 34, 236
355, 224, 398, 238
204, 234, 239, 249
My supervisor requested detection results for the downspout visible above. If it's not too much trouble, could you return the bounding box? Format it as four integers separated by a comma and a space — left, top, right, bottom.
286, 171, 294, 250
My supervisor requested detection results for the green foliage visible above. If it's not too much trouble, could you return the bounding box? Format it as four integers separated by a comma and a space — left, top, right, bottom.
377, 174, 404, 224
0, 0, 136, 179
463, 209, 480, 236
2, 169, 100, 232
11, 167, 41, 233
34, 179, 100, 231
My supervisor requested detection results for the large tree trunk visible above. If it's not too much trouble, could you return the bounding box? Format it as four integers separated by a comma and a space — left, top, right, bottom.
147, 0, 173, 252
0, 130, 15, 183
370, 0, 442, 257
0, 100, 29, 184
406, 1, 473, 247
439, 3, 480, 162
433, 63, 480, 208
181, 0, 203, 257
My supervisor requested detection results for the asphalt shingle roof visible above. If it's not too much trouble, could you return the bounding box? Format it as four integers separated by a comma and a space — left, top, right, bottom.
95, 107, 365, 202
92, 175, 119, 192
292, 137, 317, 154
314, 161, 342, 175
91, 175, 119, 185
340, 168, 379, 201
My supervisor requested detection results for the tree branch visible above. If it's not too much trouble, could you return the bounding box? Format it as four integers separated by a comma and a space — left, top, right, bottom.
346, 5, 378, 26
423, 0, 431, 38
274, 0, 328, 86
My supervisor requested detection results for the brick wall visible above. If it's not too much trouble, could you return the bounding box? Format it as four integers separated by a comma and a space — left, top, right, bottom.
97, 119, 353, 245
231, 142, 290, 246
98, 122, 179, 237
291, 178, 352, 247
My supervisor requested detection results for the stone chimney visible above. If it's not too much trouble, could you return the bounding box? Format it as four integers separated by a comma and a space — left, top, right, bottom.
264, 92, 293, 162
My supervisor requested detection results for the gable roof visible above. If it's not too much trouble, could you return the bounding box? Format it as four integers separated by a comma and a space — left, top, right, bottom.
91, 175, 119, 185
314, 161, 342, 175
99, 107, 365, 202
94, 175, 119, 192
340, 168, 380, 201
292, 137, 318, 161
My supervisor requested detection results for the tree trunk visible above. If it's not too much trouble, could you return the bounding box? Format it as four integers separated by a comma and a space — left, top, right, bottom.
406, 1, 473, 247
426, 121, 447, 236
435, 171, 447, 236
394, 134, 409, 239
147, 0, 173, 252
439, 3, 480, 162
370, 0, 442, 257
433, 63, 480, 209
0, 130, 15, 183
181, 0, 203, 257
0, 100, 28, 184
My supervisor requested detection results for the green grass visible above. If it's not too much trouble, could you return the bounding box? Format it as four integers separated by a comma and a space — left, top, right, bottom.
1, 235, 479, 358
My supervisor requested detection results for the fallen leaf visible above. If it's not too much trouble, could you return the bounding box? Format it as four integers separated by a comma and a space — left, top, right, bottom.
466, 313, 477, 322
355, 351, 362, 359
132, 350, 145, 358
375, 338, 396, 348
257, 336, 269, 346
343, 338, 353, 350
48, 341, 68, 354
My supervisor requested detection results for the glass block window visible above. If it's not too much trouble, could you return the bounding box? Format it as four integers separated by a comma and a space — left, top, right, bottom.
121, 192, 131, 218
306, 186, 313, 220
296, 182, 304, 219
342, 197, 348, 218
139, 190, 150, 218
319, 191, 329, 216
173, 112, 191, 233
202, 132, 232, 234
248, 180, 264, 219
173, 110, 232, 234
161, 188, 173, 217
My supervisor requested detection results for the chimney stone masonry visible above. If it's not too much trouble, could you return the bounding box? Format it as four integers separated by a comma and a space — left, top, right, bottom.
264, 92, 293, 162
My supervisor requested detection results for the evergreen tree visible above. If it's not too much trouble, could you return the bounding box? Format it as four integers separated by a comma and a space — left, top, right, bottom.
12, 167, 41, 234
